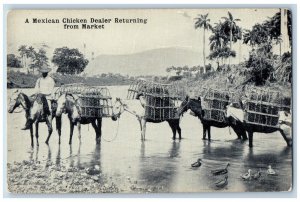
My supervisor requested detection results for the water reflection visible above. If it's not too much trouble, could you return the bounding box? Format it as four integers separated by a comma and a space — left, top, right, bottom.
138, 140, 180, 192
55, 144, 61, 166
90, 143, 102, 170
169, 141, 181, 158
69, 144, 74, 167
77, 143, 82, 169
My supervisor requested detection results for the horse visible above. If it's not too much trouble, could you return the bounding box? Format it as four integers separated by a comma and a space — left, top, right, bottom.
55, 93, 102, 145
112, 94, 183, 141
226, 104, 292, 147
177, 96, 248, 141
8, 90, 53, 147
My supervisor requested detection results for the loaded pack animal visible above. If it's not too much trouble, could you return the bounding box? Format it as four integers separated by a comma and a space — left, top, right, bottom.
8, 90, 56, 147
177, 96, 248, 141
226, 102, 292, 147
55, 93, 103, 145
112, 87, 183, 141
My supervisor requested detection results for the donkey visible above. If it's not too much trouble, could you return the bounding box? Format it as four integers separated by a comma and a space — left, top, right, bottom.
56, 93, 102, 145
226, 103, 292, 147
112, 95, 183, 141
177, 96, 248, 141
8, 90, 53, 147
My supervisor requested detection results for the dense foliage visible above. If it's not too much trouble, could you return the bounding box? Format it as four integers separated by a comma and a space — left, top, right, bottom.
52, 47, 89, 75
7, 54, 21, 68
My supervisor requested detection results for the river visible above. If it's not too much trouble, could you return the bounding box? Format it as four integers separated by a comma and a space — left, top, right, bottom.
7, 86, 293, 193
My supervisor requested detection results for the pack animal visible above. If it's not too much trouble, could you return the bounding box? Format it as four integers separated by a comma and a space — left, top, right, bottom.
56, 93, 102, 144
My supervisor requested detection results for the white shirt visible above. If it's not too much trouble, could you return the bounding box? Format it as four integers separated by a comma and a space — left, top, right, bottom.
35, 76, 55, 96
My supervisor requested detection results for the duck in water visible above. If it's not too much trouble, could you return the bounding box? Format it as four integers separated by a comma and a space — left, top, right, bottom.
252, 169, 262, 180
215, 175, 228, 188
267, 165, 276, 175
191, 159, 202, 168
211, 163, 230, 175
241, 169, 252, 180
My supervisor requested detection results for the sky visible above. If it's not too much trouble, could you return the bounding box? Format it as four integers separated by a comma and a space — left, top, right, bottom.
7, 9, 281, 63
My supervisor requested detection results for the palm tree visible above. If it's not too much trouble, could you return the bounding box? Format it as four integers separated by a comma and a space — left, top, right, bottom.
18, 45, 27, 69
222, 12, 241, 51
195, 13, 213, 73
27, 46, 36, 73
222, 12, 241, 65
243, 24, 269, 48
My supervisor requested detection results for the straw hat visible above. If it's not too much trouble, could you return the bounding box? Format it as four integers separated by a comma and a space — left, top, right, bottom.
39, 64, 52, 73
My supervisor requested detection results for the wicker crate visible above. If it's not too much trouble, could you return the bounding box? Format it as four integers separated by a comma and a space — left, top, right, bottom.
244, 87, 291, 128
79, 95, 112, 118
127, 80, 182, 120
144, 93, 179, 120
200, 88, 234, 123
55, 84, 113, 118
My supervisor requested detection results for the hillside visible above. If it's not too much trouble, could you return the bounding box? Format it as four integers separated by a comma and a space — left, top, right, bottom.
85, 47, 202, 76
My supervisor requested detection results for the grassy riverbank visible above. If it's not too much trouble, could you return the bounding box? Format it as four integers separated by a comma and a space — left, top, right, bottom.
7, 71, 133, 88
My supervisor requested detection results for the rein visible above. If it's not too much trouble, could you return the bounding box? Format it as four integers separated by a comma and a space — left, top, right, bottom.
101, 118, 120, 142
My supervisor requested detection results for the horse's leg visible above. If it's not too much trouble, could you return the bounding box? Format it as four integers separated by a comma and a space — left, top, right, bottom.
248, 131, 253, 148
208, 126, 211, 141
202, 123, 207, 140
45, 116, 53, 145
279, 129, 292, 147
176, 119, 182, 140
141, 119, 147, 141
241, 130, 248, 141
168, 121, 177, 140
138, 118, 142, 131
91, 120, 99, 144
30, 125, 34, 148
69, 120, 74, 145
77, 123, 81, 143
35, 122, 39, 147
97, 118, 102, 143
56, 116, 62, 144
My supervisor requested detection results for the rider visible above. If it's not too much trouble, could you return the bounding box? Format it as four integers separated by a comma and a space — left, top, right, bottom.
22, 65, 55, 130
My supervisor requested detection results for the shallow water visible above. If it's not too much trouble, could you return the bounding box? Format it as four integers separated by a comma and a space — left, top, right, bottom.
7, 86, 293, 193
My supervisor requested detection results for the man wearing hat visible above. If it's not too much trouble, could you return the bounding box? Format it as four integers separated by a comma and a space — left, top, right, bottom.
22, 65, 55, 130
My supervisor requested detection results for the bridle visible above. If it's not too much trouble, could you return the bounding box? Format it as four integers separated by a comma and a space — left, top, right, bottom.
113, 98, 141, 119
112, 98, 125, 119
177, 97, 190, 115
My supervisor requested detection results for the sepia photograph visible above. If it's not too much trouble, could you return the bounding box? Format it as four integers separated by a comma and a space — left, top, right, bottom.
6, 8, 293, 194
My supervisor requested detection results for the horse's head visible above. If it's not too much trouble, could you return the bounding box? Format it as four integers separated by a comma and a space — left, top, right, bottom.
56, 93, 81, 117
112, 97, 126, 121
177, 96, 203, 118
56, 94, 67, 117
8, 90, 26, 113
177, 96, 190, 115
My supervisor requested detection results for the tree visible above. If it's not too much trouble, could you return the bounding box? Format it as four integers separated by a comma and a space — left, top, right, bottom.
264, 10, 292, 46
30, 48, 49, 74
195, 13, 213, 73
221, 12, 241, 65
222, 12, 241, 51
7, 54, 21, 67
52, 47, 89, 75
18, 45, 27, 69
243, 24, 269, 47
245, 42, 274, 85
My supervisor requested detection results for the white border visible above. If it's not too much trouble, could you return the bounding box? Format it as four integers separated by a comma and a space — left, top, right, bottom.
1, 0, 299, 201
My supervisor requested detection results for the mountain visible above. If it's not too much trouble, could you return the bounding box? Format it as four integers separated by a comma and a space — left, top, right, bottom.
84, 47, 202, 76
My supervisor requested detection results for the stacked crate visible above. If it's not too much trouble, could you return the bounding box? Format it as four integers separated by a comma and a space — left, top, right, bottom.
127, 80, 182, 121
55, 84, 113, 118
201, 88, 234, 123
244, 88, 291, 129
